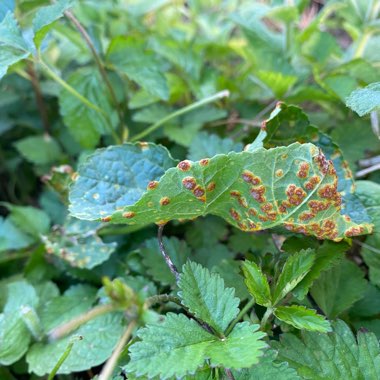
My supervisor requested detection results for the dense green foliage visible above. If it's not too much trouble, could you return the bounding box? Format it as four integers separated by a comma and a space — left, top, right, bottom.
1, 0, 380, 379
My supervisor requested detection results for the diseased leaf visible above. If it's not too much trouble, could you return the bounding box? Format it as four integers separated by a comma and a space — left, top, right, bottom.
0, 1, 14, 22
346, 82, 380, 116
178, 261, 240, 334
70, 142, 373, 241
310, 258, 368, 319
242, 260, 272, 306
274, 305, 331, 332
69, 142, 176, 220
272, 249, 315, 305
124, 313, 266, 379
275, 320, 380, 380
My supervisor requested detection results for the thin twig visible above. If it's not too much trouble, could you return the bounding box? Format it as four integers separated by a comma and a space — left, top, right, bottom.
224, 368, 236, 380
225, 298, 255, 336
64, 10, 125, 139
359, 155, 380, 167
157, 225, 180, 282
27, 62, 50, 133
98, 320, 137, 380
355, 162, 380, 178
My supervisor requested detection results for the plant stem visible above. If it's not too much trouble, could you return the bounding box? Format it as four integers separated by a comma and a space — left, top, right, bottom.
48, 303, 117, 341
356, 162, 380, 178
98, 320, 137, 380
225, 298, 255, 335
224, 368, 236, 380
260, 308, 273, 330
47, 336, 82, 380
157, 224, 180, 282
144, 294, 182, 309
64, 10, 125, 139
130, 90, 230, 142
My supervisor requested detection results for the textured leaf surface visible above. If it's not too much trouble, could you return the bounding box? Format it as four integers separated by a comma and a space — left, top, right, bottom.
275, 320, 380, 380
274, 305, 331, 332
310, 258, 368, 319
272, 249, 315, 304
125, 313, 266, 379
0, 216, 34, 252
59, 69, 118, 148
70, 142, 373, 241
69, 143, 176, 220
346, 82, 380, 116
242, 260, 272, 306
178, 261, 240, 334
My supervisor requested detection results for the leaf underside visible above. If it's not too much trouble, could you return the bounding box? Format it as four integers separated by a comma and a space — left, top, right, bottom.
69, 142, 372, 241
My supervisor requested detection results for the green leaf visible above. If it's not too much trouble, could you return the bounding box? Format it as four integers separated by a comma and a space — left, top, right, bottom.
0, 12, 30, 80
242, 260, 272, 307
310, 258, 368, 319
125, 313, 266, 379
275, 320, 380, 379
272, 249, 315, 305
178, 261, 240, 334
59, 69, 118, 148
14, 135, 62, 165
69, 142, 176, 220
0, 216, 34, 252
232, 349, 301, 380
107, 36, 169, 100
346, 82, 380, 116
0, 1, 14, 22
27, 312, 124, 375
254, 70, 297, 98
188, 131, 243, 161
32, 0, 73, 49
292, 241, 346, 300
70, 142, 373, 241
274, 305, 331, 332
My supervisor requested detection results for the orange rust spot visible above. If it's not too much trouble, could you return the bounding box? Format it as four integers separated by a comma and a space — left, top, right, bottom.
200, 158, 209, 166
279, 204, 287, 213
297, 162, 310, 179
101, 216, 111, 222
207, 182, 216, 191
238, 196, 248, 208
238, 222, 248, 230
286, 184, 306, 206
242, 170, 261, 185
248, 221, 258, 230
328, 163, 337, 176
308, 200, 329, 212
230, 190, 241, 197
248, 208, 257, 216
259, 215, 268, 222
138, 142, 149, 149
314, 153, 329, 175
344, 215, 351, 222
122, 211, 135, 219
275, 169, 283, 177
299, 211, 315, 221
281, 154, 288, 160
266, 212, 277, 221
304, 175, 321, 191
160, 197, 170, 206
250, 186, 266, 203
345, 226, 365, 237
261, 203, 273, 213
182, 177, 196, 190
318, 184, 341, 206
193, 186, 205, 198
230, 208, 241, 221
178, 160, 191, 171
147, 181, 159, 190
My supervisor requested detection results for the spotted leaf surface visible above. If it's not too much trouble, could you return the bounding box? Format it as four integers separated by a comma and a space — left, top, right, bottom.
71, 142, 373, 241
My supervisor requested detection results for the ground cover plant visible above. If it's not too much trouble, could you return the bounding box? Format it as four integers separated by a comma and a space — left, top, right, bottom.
1, 0, 380, 379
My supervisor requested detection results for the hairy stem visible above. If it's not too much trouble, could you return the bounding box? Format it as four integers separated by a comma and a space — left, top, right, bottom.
225, 298, 255, 335
48, 303, 117, 341
144, 294, 182, 309
157, 224, 180, 282
98, 320, 137, 380
64, 10, 125, 139
131, 90, 230, 142
224, 368, 236, 380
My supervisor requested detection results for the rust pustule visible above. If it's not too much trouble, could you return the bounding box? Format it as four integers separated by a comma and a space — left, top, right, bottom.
242, 170, 261, 185
193, 185, 205, 198
101, 216, 111, 222
258, 215, 268, 222
318, 184, 341, 206
248, 208, 257, 216
314, 152, 329, 175
147, 181, 159, 190
238, 196, 248, 208
138, 142, 149, 150
308, 200, 329, 212
286, 184, 306, 206
299, 211, 315, 221
275, 169, 283, 177
122, 211, 135, 219
207, 182, 216, 191
230, 208, 241, 221
160, 197, 170, 206
304, 175, 321, 191
178, 160, 191, 171
200, 158, 210, 166
250, 186, 266, 203
345, 226, 365, 237
182, 177, 196, 190
248, 221, 258, 230
297, 162, 310, 178
230, 190, 241, 197
260, 203, 273, 213
238, 222, 248, 231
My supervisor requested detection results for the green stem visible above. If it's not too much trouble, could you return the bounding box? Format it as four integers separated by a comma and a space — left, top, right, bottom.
98, 320, 137, 380
130, 90, 230, 142
47, 336, 82, 380
260, 308, 273, 330
144, 294, 182, 309
354, 32, 373, 58
225, 298, 255, 335
48, 303, 117, 341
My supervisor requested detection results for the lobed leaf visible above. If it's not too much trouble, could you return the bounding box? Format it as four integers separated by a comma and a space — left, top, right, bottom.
70, 142, 373, 241
346, 82, 380, 116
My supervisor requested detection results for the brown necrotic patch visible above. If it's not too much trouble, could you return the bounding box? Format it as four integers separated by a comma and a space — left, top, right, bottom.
178, 160, 191, 171
160, 197, 170, 206
250, 186, 266, 203
200, 158, 209, 166
242, 170, 261, 185
207, 182, 216, 191
193, 186, 206, 202
122, 211, 135, 219
147, 181, 159, 190
182, 177, 196, 190
297, 162, 310, 178
286, 184, 306, 206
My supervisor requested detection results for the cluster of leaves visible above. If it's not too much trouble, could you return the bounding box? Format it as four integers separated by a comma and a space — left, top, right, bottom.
1, 0, 380, 379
